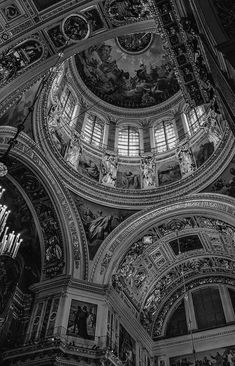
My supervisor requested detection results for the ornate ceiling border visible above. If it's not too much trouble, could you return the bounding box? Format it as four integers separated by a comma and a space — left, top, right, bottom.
90, 194, 235, 283
0, 126, 89, 280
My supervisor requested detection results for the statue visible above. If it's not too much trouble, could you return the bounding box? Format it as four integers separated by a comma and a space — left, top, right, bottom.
141, 156, 155, 188
100, 153, 118, 187
201, 109, 222, 147
65, 133, 82, 170
176, 142, 196, 177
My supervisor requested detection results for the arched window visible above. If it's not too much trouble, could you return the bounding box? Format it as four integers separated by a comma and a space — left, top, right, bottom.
60, 87, 76, 126
185, 105, 206, 135
83, 114, 104, 148
154, 121, 176, 153
192, 287, 226, 330
118, 126, 140, 157
165, 300, 187, 338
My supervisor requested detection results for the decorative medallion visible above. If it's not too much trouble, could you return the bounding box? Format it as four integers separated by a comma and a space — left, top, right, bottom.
62, 14, 90, 42
116, 33, 153, 55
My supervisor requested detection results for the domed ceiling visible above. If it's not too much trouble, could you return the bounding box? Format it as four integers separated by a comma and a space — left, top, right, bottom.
75, 32, 180, 108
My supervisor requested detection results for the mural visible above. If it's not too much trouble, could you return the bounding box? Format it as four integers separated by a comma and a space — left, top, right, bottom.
204, 155, 235, 197
158, 161, 181, 186
47, 25, 66, 48
0, 80, 41, 138
104, 0, 151, 26
67, 299, 97, 340
191, 138, 214, 168
75, 33, 179, 108
116, 168, 141, 189
74, 195, 135, 259
170, 346, 235, 366
0, 39, 46, 86
119, 324, 136, 366
83, 7, 106, 33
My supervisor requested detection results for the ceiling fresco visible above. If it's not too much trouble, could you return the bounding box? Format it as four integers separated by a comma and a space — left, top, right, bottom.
73, 194, 136, 260
75, 32, 180, 108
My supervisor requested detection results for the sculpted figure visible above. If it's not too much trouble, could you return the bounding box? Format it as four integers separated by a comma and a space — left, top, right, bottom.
176, 142, 196, 176
101, 153, 118, 187
65, 133, 82, 171
141, 156, 155, 188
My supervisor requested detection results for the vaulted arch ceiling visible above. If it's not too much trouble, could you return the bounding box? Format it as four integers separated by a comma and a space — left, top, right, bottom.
89, 194, 235, 338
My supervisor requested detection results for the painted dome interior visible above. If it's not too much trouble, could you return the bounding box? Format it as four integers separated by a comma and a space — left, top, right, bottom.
75, 32, 180, 108
45, 40, 226, 192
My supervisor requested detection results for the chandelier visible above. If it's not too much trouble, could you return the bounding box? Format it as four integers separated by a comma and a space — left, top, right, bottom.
0, 186, 22, 258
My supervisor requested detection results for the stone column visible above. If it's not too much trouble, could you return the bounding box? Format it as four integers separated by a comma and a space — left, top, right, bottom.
219, 285, 235, 323
184, 292, 197, 331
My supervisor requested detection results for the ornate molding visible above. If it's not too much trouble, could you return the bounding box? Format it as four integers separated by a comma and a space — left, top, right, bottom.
0, 127, 89, 280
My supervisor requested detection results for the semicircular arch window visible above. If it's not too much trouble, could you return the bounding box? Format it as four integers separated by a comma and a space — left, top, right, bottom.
118, 126, 140, 157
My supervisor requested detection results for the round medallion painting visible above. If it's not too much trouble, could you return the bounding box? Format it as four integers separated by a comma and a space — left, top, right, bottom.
62, 14, 90, 42
75, 33, 180, 108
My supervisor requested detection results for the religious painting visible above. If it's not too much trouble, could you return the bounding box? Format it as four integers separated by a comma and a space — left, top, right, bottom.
47, 24, 66, 48
79, 154, 101, 182
73, 195, 135, 259
67, 299, 97, 340
191, 137, 214, 168
75, 33, 179, 108
83, 6, 106, 33
119, 324, 136, 366
204, 154, 235, 198
170, 345, 235, 366
169, 234, 203, 255
104, 0, 150, 26
0, 80, 41, 137
0, 39, 45, 85
158, 161, 181, 186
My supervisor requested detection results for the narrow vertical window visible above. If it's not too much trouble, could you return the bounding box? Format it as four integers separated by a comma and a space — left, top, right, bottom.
185, 105, 206, 135
154, 121, 176, 153
60, 87, 76, 125
83, 114, 104, 148
118, 126, 140, 157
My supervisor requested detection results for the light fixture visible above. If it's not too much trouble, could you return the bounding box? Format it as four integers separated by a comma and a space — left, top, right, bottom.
0, 186, 22, 258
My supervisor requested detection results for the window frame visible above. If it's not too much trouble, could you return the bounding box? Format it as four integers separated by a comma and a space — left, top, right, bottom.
83, 113, 105, 148
118, 125, 140, 157
154, 120, 177, 153
185, 105, 207, 136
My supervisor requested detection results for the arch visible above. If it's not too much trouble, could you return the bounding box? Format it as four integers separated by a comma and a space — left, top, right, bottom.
0, 126, 89, 280
90, 194, 235, 283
